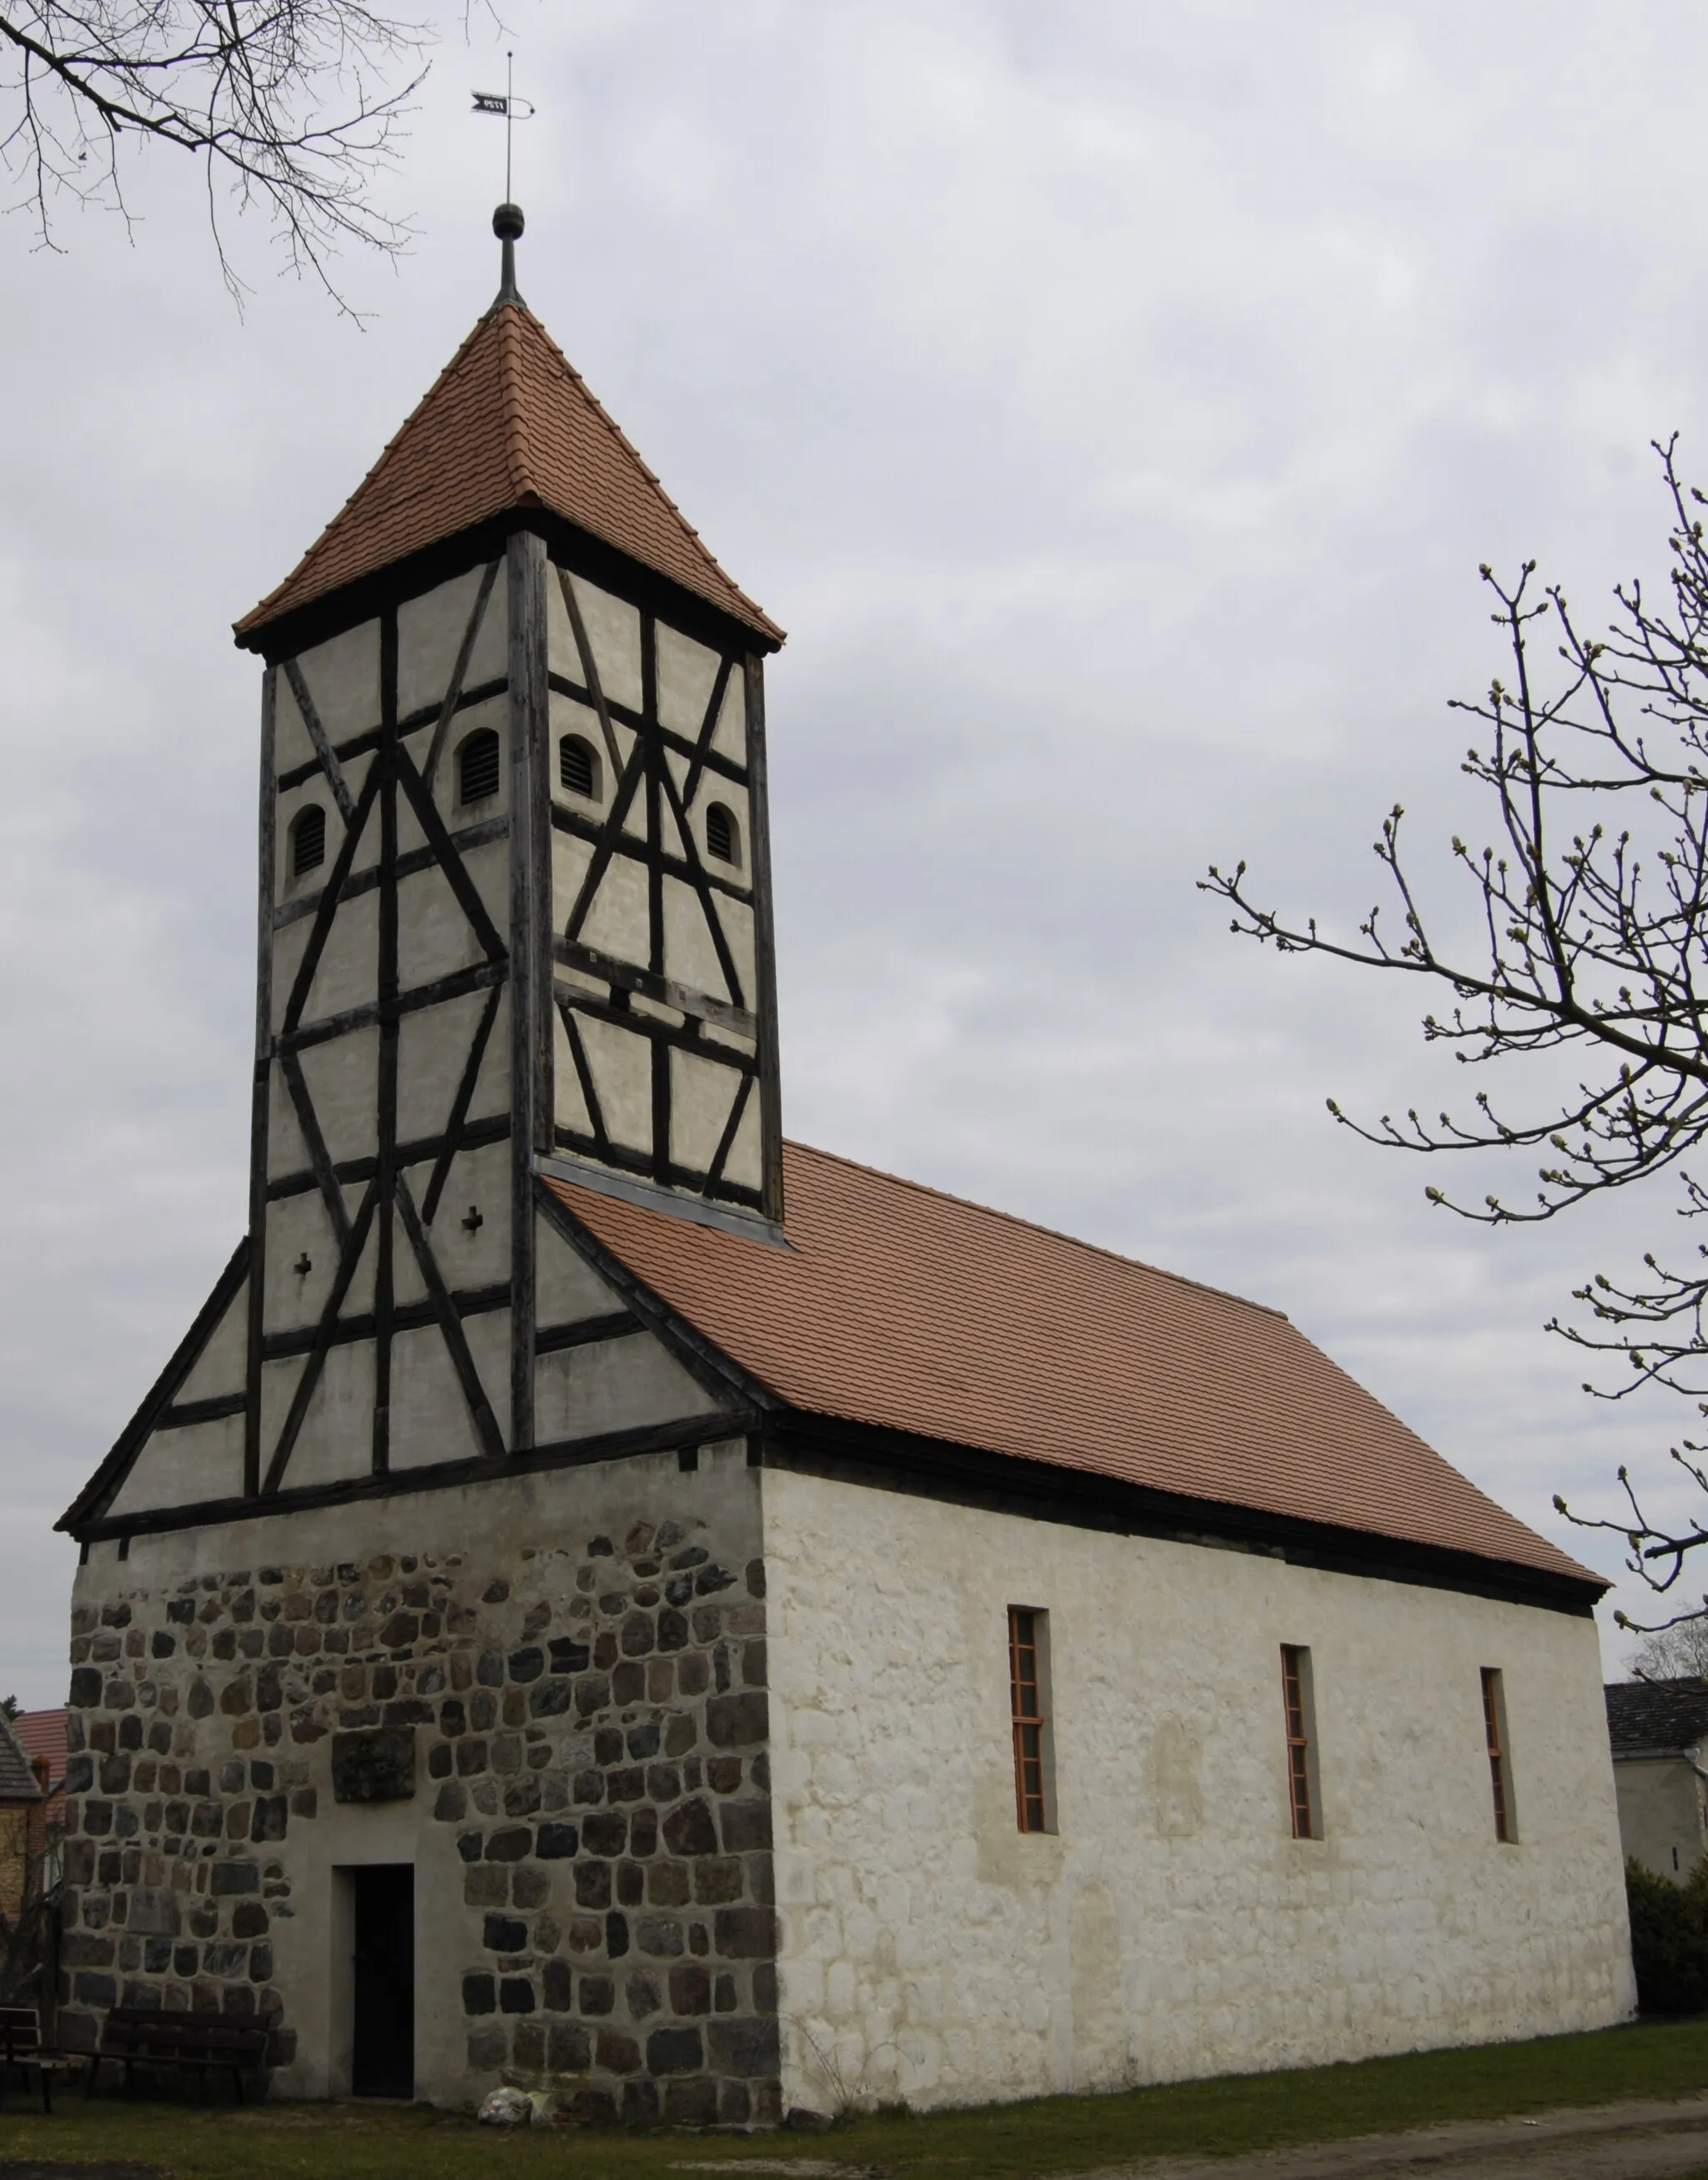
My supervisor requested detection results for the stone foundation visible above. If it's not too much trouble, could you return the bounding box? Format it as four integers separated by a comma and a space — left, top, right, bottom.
59, 1505, 777, 2123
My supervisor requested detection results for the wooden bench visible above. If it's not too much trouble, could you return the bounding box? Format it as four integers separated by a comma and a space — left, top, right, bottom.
87, 2006, 270, 2102
0, 2004, 83, 2114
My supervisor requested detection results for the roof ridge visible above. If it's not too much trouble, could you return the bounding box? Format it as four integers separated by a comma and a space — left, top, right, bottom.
781, 1138, 1290, 1322
514, 304, 775, 633
496, 302, 537, 504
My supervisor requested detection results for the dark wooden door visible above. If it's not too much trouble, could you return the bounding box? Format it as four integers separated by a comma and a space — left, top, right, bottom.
350, 1864, 414, 2097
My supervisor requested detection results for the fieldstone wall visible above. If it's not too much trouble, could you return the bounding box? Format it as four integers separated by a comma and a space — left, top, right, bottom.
58, 1510, 776, 2123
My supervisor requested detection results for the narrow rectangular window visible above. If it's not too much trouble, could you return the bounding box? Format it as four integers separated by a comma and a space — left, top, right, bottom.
1481, 1667, 1517, 1842
1280, 1644, 1319, 1839
1008, 1606, 1052, 1833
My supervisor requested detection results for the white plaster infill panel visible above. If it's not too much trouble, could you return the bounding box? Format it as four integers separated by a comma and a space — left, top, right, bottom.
533, 1327, 716, 1449
578, 854, 649, 967
385, 1324, 489, 1471
394, 852, 500, 994
555, 572, 643, 715
289, 620, 382, 746
396, 561, 508, 721
670, 1048, 746, 1178
298, 891, 382, 1036
655, 622, 724, 738
576, 1014, 653, 1153
710, 671, 746, 766
661, 874, 737, 1010
394, 987, 498, 1147
174, 1283, 249, 1408
105, 1413, 244, 1516
530, 1209, 729, 1448
535, 1215, 630, 1323
761, 1467, 1633, 2115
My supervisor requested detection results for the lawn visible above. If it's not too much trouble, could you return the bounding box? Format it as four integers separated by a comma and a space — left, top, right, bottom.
5, 2018, 1708, 2178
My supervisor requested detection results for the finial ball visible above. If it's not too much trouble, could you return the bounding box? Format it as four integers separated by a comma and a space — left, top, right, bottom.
493, 202, 525, 242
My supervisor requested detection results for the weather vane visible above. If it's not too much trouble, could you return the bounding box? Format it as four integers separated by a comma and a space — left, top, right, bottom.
472, 52, 535, 204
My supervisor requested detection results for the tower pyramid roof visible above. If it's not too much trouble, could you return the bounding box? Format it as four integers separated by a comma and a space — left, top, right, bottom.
236, 296, 782, 649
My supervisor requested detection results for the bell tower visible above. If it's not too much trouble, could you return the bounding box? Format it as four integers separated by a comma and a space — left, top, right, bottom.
210, 204, 785, 1485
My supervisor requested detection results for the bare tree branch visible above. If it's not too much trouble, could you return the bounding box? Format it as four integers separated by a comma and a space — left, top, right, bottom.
1200, 438, 1708, 1630
1, 0, 433, 305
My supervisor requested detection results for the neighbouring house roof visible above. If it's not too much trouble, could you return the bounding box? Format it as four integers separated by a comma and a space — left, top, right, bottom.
235, 299, 782, 649
1605, 1677, 1708, 1756
10, 1709, 68, 1806
543, 1140, 1595, 1590
0, 1714, 42, 1803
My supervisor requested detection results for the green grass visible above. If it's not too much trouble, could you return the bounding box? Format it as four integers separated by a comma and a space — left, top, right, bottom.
6, 2018, 1708, 2178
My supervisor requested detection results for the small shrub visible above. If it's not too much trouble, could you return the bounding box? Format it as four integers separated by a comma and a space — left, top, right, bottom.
1626, 1856, 1708, 2013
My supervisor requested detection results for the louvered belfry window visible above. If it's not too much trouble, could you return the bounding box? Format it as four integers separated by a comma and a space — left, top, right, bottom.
1008, 1606, 1049, 1833
560, 733, 600, 800
458, 727, 501, 806
706, 801, 739, 866
292, 805, 326, 878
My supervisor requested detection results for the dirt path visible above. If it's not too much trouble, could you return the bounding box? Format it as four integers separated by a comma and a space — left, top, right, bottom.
1073, 2092, 1708, 2180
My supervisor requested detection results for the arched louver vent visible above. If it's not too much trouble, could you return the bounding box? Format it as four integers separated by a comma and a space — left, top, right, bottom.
458, 727, 501, 806
560, 734, 600, 801
706, 801, 741, 867
292, 805, 326, 878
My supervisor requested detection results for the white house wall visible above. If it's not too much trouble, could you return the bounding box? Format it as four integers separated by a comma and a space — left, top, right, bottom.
1614, 1755, 1708, 1884
761, 1467, 1635, 2113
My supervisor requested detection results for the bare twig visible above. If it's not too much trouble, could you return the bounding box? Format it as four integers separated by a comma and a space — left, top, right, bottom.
1, 0, 432, 305
1200, 440, 1708, 1630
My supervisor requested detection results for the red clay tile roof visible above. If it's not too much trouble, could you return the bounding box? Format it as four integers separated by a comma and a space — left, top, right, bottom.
10, 1710, 68, 1800
0, 1714, 41, 1802
544, 1142, 1595, 1587
237, 301, 781, 645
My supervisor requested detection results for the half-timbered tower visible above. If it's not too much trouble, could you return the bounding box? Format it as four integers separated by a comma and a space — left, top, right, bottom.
78, 208, 785, 1518
56, 210, 1635, 2124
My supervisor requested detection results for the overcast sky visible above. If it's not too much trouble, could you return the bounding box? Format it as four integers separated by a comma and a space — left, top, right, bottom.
3, 1, 1705, 1705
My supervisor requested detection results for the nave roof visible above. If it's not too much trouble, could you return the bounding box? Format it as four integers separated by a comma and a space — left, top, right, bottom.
545, 1140, 1596, 1595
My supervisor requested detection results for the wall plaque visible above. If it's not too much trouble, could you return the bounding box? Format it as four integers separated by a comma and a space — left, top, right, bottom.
330, 1726, 417, 1804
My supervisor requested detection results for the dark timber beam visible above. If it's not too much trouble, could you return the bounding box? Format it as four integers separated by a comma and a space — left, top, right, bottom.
508, 530, 551, 1453
274, 677, 508, 793
273, 816, 508, 932
745, 654, 786, 1227
554, 938, 757, 1040
267, 1112, 510, 1204
244, 669, 279, 1498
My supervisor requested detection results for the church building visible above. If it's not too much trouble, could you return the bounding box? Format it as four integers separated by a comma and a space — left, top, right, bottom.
53, 208, 1635, 2124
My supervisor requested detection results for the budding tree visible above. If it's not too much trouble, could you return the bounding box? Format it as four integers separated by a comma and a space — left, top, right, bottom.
1202, 439, 1708, 1635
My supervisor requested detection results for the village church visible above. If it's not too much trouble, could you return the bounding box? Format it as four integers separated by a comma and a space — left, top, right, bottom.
54, 206, 1635, 2124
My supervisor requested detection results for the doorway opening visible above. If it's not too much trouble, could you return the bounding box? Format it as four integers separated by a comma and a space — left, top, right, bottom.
349, 1864, 414, 2097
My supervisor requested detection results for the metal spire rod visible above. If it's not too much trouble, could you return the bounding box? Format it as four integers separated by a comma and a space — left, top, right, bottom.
473, 53, 535, 309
